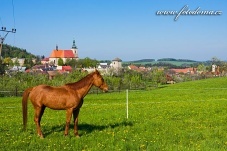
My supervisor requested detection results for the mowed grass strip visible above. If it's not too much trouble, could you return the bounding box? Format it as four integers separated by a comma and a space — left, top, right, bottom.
0, 77, 227, 150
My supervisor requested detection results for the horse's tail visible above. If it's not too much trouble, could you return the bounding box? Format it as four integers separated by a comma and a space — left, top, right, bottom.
22, 87, 33, 130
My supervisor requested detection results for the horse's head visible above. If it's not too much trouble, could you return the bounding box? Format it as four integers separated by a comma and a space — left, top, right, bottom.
93, 69, 108, 92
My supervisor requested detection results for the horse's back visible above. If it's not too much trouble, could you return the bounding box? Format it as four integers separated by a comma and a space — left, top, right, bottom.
29, 84, 79, 110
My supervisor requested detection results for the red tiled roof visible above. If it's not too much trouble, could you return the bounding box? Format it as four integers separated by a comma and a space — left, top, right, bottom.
62, 66, 72, 71
170, 68, 196, 74
42, 58, 49, 61
50, 50, 63, 58
64, 50, 75, 58
128, 65, 139, 70
128, 65, 147, 72
50, 50, 75, 58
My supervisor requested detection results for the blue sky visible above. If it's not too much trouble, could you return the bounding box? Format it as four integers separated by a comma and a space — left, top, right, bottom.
0, 0, 227, 61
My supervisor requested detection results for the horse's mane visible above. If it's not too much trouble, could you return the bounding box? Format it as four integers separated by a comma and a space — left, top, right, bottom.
65, 71, 96, 90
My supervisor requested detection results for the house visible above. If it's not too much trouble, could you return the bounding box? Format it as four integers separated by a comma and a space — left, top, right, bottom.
128, 65, 148, 72
98, 63, 109, 69
11, 58, 25, 66
11, 58, 36, 66
41, 58, 49, 65
57, 66, 72, 72
8, 66, 26, 72
49, 40, 78, 66
83, 57, 122, 74
28, 65, 55, 73
128, 65, 139, 71
170, 67, 197, 74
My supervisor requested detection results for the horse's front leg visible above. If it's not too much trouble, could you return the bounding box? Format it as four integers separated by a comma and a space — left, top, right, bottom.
64, 108, 73, 136
73, 108, 80, 137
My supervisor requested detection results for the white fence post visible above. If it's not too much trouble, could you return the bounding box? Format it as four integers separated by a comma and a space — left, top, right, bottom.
126, 89, 128, 119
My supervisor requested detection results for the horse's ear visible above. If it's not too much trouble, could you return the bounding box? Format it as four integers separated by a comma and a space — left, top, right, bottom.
94, 69, 100, 74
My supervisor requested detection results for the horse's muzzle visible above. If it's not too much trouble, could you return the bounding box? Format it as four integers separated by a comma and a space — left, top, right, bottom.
103, 88, 108, 93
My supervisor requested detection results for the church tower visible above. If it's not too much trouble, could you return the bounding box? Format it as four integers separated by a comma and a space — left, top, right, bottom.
111, 57, 122, 69
71, 39, 78, 59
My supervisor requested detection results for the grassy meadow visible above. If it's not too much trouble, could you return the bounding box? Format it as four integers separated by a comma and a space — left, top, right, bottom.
1, 77, 227, 150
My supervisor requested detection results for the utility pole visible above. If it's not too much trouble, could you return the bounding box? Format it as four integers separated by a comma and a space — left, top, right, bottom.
0, 27, 16, 59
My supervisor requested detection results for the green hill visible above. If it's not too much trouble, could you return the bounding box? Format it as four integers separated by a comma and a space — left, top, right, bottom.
157, 58, 197, 62
123, 58, 199, 67
166, 77, 227, 89
1, 44, 36, 58
153, 77, 227, 103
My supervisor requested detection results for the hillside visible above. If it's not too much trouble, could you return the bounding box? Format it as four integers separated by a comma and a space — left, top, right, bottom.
157, 58, 197, 62
166, 77, 227, 89
160, 77, 227, 102
123, 58, 199, 67
1, 44, 36, 58
127, 59, 155, 63
144, 77, 227, 104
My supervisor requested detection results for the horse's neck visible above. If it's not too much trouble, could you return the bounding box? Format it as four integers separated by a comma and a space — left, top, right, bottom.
78, 79, 94, 98
68, 75, 94, 98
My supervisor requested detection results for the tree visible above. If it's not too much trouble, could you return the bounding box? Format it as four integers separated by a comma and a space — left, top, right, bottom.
0, 59, 6, 75
58, 58, 64, 66
35, 55, 42, 65
68, 59, 77, 68
211, 57, 221, 65
3, 57, 12, 66
131, 74, 141, 89
220, 62, 227, 72
148, 69, 166, 87
197, 64, 206, 73
14, 58, 20, 66
23, 57, 34, 68
76, 57, 99, 68
65, 58, 71, 66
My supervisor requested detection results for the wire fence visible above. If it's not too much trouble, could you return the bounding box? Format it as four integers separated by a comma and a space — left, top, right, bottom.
0, 87, 148, 97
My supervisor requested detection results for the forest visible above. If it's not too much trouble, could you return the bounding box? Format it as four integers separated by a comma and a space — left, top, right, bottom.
1, 44, 38, 58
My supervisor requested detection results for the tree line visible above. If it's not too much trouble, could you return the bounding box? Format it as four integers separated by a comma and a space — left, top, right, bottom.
56, 57, 99, 68
0, 69, 167, 97
157, 58, 197, 62
1, 44, 36, 59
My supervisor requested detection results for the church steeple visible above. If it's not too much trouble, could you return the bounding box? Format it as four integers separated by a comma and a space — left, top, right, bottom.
71, 39, 78, 59
72, 39, 77, 49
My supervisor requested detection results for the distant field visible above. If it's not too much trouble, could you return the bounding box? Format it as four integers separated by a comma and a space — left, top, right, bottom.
123, 60, 197, 66
1, 77, 227, 150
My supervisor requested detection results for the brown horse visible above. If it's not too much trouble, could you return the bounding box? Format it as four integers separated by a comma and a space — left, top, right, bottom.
22, 69, 108, 138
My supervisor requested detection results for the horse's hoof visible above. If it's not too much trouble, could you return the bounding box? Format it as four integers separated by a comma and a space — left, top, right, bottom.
38, 134, 44, 139
75, 135, 80, 138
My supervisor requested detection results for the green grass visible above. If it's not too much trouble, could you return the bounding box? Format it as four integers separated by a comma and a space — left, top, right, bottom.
1, 77, 227, 150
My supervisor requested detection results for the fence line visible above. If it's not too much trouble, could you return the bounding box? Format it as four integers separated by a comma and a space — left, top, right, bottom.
0, 88, 145, 97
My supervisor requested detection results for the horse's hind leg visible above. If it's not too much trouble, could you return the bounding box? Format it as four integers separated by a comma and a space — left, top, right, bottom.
34, 106, 46, 138
73, 109, 80, 137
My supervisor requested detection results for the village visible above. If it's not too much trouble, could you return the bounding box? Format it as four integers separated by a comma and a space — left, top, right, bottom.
4, 40, 224, 83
